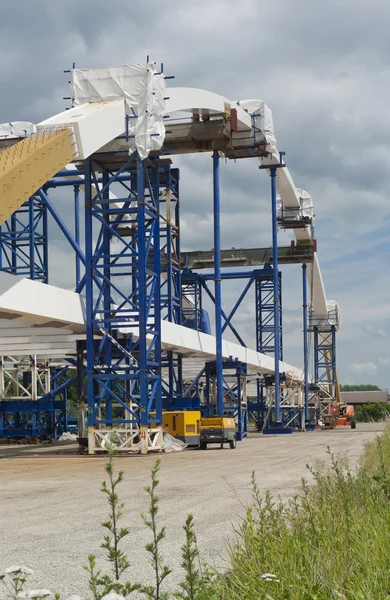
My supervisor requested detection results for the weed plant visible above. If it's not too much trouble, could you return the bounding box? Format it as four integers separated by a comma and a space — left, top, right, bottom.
3, 427, 390, 599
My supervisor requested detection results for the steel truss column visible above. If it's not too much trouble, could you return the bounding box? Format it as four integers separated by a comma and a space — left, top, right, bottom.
212, 151, 223, 416
0, 194, 48, 282
251, 268, 283, 429
302, 264, 310, 425
160, 166, 181, 323
313, 324, 337, 421
204, 359, 247, 440
84, 154, 163, 454
270, 166, 281, 422
160, 166, 183, 409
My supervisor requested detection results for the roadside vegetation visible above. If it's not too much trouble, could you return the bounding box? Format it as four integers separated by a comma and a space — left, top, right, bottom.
3, 425, 390, 599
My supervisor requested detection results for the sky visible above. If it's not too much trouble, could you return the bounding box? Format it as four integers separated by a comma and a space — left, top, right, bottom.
0, 0, 389, 388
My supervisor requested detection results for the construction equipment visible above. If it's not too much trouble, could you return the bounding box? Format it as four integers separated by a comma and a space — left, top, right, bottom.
338, 404, 356, 429
199, 416, 237, 449
161, 411, 201, 446
320, 403, 356, 429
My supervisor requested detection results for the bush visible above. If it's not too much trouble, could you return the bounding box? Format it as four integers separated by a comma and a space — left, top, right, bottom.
355, 403, 390, 422
214, 436, 390, 599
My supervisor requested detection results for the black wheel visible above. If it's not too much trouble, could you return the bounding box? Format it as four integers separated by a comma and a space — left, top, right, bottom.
229, 436, 237, 449
351, 418, 356, 429
200, 441, 207, 450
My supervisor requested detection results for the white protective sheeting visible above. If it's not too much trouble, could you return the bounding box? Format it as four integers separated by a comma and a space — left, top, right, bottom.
71, 63, 165, 159
276, 188, 314, 223
0, 121, 37, 138
236, 99, 277, 153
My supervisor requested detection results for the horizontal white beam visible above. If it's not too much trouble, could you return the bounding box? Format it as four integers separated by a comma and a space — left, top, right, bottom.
0, 274, 304, 380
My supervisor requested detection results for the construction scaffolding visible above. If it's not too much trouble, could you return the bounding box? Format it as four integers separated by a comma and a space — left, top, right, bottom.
0, 61, 340, 450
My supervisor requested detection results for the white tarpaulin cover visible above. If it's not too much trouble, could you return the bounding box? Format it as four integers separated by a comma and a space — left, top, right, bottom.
236, 99, 277, 153
0, 121, 37, 138
71, 63, 165, 160
277, 188, 314, 222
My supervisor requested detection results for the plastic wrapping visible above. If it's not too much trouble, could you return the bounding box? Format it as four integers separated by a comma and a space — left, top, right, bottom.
59, 432, 77, 441
163, 433, 187, 452
236, 99, 277, 152
326, 300, 341, 330
71, 63, 165, 159
0, 121, 36, 138
277, 188, 314, 222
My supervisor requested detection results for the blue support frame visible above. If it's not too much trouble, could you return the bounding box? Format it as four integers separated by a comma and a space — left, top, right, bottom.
313, 323, 337, 419
0, 194, 48, 282
212, 151, 223, 416
83, 154, 163, 452
160, 166, 181, 324
302, 263, 310, 425
0, 358, 75, 439
204, 359, 248, 440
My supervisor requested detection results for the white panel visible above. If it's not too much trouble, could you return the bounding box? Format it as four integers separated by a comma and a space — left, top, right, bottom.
0, 274, 304, 379
38, 99, 126, 160
0, 272, 85, 326
165, 88, 252, 131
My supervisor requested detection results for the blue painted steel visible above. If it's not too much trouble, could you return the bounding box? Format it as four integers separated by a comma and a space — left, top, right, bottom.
0, 194, 48, 282
83, 153, 163, 440
0, 373, 76, 439
39, 189, 85, 266
270, 166, 281, 422
314, 324, 336, 402
160, 166, 181, 323
255, 267, 283, 357
204, 359, 247, 440
74, 185, 81, 288
212, 151, 223, 416
302, 263, 310, 422
202, 279, 246, 347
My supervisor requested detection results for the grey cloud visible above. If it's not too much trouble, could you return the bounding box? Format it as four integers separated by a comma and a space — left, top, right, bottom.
0, 0, 389, 387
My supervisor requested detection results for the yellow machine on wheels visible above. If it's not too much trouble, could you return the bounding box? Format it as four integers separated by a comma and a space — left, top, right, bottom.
199, 417, 237, 449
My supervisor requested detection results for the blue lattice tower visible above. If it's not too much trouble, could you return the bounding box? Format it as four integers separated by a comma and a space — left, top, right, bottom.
204, 359, 248, 439
160, 165, 181, 323
313, 323, 337, 422
181, 270, 204, 331
84, 154, 163, 454
159, 165, 184, 410
0, 193, 48, 282
249, 267, 282, 428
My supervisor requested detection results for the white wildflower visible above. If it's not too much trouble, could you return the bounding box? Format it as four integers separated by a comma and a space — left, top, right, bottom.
261, 573, 277, 579
5, 566, 34, 575
101, 593, 126, 600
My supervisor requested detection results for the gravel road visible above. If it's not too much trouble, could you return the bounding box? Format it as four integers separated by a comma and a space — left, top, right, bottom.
0, 423, 383, 598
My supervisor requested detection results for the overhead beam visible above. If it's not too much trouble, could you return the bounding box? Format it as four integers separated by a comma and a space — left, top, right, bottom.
181, 245, 314, 270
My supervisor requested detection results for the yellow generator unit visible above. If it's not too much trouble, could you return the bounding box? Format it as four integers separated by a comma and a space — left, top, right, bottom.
162, 411, 201, 446
200, 417, 237, 449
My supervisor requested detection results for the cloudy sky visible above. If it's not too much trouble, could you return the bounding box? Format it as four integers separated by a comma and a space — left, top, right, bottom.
1, 0, 389, 388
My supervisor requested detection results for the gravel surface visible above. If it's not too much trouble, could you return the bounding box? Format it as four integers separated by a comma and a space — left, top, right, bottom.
0, 423, 383, 598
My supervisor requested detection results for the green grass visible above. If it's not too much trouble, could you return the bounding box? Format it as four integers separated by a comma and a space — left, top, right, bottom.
212, 425, 390, 599
4, 427, 390, 599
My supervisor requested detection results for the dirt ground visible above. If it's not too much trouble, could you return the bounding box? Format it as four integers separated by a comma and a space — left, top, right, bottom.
0, 423, 383, 597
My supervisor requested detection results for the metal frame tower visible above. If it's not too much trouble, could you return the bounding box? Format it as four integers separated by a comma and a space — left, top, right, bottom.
0, 194, 48, 282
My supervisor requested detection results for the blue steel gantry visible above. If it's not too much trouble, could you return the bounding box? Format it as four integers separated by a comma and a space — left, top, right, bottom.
0, 62, 340, 449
